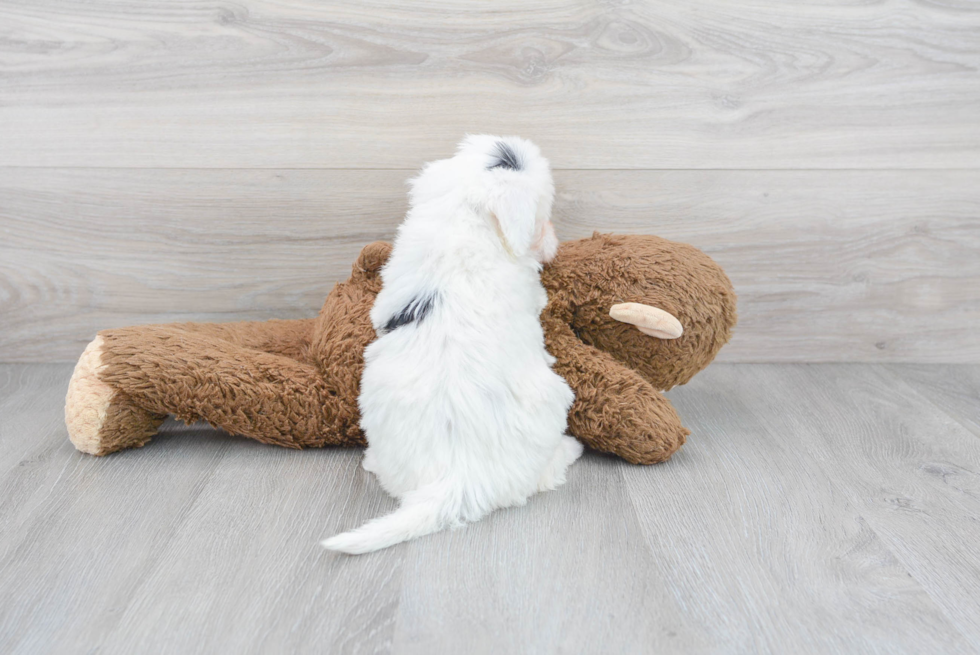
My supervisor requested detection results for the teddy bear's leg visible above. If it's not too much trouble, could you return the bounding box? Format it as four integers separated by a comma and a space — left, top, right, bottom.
546, 320, 689, 465
174, 318, 316, 362
66, 324, 365, 456
101, 324, 366, 449
65, 318, 321, 455
65, 335, 168, 455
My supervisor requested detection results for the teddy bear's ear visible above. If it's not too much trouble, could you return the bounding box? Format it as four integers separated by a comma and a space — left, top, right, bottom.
610, 303, 684, 339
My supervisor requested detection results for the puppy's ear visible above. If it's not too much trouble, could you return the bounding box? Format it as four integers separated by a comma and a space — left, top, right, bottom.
488, 141, 538, 257
488, 181, 538, 258
483, 139, 553, 259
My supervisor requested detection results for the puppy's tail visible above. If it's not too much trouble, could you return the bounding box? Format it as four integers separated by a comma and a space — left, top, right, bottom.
321, 479, 459, 555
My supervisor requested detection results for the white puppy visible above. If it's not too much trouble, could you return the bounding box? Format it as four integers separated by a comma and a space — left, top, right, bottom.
322, 135, 580, 554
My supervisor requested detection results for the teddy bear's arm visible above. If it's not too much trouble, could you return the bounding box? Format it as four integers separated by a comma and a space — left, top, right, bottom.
544, 318, 689, 465
308, 241, 390, 381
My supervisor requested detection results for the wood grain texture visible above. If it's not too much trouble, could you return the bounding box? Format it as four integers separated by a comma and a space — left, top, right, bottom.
388, 455, 704, 654
0, 168, 406, 362
1, 0, 978, 168
690, 364, 980, 648
558, 169, 980, 363
624, 365, 978, 653
4, 363, 980, 653
2, 168, 978, 363
0, 365, 402, 654
884, 364, 980, 440
94, 448, 404, 654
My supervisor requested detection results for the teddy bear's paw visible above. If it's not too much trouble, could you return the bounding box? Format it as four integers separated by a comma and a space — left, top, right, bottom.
618, 425, 689, 465
65, 336, 164, 456
354, 242, 393, 278
65, 336, 114, 454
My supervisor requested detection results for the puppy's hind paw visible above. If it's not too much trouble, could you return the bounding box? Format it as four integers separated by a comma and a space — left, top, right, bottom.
537, 436, 583, 492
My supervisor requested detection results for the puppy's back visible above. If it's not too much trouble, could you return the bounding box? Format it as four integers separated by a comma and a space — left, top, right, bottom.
324, 135, 572, 554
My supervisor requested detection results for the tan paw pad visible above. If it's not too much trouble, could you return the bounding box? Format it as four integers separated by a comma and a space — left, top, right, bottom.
65, 336, 116, 455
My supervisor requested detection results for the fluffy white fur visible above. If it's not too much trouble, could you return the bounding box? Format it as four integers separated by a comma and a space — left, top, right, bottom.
322, 135, 580, 555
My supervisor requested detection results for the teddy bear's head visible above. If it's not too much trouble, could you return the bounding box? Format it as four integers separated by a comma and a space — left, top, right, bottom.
541, 233, 737, 391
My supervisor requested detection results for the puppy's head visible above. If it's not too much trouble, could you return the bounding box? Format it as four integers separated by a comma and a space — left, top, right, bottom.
409, 135, 558, 263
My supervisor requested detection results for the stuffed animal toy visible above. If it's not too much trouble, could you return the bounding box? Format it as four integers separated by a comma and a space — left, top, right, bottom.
65, 232, 736, 464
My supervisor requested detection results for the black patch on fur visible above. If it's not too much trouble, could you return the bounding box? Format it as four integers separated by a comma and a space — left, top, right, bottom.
382, 294, 436, 333
487, 141, 523, 172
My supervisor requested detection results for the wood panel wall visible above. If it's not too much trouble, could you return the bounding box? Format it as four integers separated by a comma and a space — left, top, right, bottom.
1, 0, 978, 362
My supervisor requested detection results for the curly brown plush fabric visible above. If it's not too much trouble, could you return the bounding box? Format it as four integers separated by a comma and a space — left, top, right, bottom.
541, 233, 737, 463
65, 234, 736, 464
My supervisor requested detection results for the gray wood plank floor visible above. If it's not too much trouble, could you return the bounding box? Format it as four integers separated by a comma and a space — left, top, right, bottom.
2, 363, 980, 654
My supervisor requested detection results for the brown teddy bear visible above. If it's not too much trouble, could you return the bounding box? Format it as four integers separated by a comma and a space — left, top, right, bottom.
65, 233, 736, 464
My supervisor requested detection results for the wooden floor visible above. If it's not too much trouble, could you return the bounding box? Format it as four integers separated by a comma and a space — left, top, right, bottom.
1, 363, 979, 653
